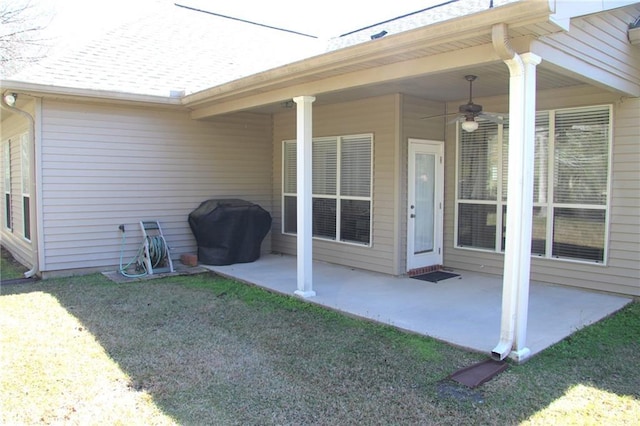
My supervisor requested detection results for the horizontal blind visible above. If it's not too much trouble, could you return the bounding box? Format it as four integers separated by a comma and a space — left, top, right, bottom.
459, 121, 499, 201
283, 141, 296, 193
501, 114, 550, 203
3, 140, 10, 193
312, 138, 337, 195
533, 113, 550, 204
501, 121, 509, 202
341, 135, 371, 198
21, 134, 30, 196
552, 207, 605, 262
554, 107, 609, 205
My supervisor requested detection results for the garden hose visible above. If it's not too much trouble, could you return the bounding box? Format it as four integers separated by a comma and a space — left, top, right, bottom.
119, 232, 167, 278
146, 235, 167, 269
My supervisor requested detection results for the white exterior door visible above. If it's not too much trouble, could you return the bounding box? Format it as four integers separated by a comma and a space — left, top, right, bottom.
407, 139, 444, 270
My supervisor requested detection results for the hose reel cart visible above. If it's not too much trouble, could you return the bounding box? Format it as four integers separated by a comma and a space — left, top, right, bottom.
140, 220, 174, 274
119, 220, 174, 277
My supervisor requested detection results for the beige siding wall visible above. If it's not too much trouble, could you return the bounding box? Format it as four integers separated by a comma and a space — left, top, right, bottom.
534, 4, 640, 96
271, 95, 400, 274
39, 100, 273, 275
0, 102, 34, 268
443, 85, 640, 296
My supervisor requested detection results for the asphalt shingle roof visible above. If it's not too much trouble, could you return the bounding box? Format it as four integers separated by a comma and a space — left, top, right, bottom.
9, 2, 323, 97
7, 0, 502, 98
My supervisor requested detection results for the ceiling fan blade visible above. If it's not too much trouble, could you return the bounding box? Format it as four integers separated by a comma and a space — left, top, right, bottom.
420, 112, 458, 120
478, 112, 507, 124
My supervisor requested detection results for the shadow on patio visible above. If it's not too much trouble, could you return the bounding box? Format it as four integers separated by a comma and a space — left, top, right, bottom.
203, 254, 632, 358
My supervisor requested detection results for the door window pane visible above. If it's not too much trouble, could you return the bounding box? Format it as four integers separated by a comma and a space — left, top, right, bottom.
414, 153, 435, 253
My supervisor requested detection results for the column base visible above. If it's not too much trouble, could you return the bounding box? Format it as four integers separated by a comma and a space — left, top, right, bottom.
294, 289, 316, 298
508, 347, 531, 364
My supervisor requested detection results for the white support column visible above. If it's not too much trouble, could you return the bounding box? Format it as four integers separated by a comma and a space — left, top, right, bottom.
493, 51, 541, 363
512, 52, 542, 360
293, 96, 316, 298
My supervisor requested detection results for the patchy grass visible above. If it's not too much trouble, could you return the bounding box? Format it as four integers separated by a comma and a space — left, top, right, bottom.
1, 256, 638, 424
1, 246, 29, 280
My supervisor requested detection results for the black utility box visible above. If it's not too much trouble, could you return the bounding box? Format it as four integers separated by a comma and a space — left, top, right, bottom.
188, 199, 271, 266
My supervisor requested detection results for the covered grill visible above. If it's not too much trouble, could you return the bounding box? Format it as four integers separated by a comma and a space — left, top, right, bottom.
188, 199, 271, 265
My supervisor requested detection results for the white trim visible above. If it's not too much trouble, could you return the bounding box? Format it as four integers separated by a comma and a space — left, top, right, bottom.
0, 80, 183, 106
34, 98, 44, 272
406, 139, 444, 270
454, 104, 613, 265
282, 133, 374, 247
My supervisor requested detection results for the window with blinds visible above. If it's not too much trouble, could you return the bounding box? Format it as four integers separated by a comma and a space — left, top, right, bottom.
456, 105, 611, 263
20, 134, 30, 241
282, 134, 373, 245
3, 139, 11, 231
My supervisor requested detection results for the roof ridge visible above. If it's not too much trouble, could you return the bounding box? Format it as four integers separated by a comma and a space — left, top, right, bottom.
174, 3, 318, 39
339, 0, 461, 37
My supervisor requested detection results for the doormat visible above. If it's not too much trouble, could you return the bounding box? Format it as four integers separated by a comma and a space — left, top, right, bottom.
412, 270, 459, 283
449, 359, 508, 388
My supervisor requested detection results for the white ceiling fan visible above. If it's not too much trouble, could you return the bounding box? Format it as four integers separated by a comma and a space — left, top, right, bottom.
422, 75, 506, 132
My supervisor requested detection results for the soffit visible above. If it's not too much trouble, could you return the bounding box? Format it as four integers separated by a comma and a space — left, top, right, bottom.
184, 1, 574, 118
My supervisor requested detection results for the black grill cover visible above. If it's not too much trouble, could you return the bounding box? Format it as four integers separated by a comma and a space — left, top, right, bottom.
188, 199, 272, 265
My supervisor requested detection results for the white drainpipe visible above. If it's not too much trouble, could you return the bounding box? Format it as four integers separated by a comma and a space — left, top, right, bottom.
490, 24, 541, 362
1, 92, 40, 278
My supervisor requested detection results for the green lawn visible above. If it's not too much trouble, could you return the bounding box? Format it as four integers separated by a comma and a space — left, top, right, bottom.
1, 250, 638, 425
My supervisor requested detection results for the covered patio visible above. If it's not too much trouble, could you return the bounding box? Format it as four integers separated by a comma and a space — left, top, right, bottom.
203, 254, 632, 359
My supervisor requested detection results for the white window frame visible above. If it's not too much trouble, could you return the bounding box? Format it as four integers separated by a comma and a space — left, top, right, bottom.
454, 105, 612, 265
3, 138, 11, 231
282, 133, 374, 247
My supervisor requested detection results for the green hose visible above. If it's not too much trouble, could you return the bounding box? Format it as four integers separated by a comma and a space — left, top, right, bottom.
147, 235, 167, 269
119, 233, 167, 278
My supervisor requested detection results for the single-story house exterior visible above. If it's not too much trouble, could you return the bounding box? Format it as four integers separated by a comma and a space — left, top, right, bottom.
2, 0, 639, 360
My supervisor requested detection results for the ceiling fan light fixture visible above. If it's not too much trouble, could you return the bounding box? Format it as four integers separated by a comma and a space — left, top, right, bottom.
461, 118, 479, 132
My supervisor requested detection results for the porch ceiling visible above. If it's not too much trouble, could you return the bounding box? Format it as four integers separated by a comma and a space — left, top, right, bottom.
244, 64, 585, 115
183, 0, 587, 119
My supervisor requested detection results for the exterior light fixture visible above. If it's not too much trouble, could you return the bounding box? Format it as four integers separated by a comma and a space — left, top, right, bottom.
461, 118, 479, 132
629, 17, 640, 45
3, 93, 17, 106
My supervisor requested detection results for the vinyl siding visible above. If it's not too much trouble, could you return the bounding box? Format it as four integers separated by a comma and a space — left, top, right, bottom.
0, 102, 33, 268
443, 86, 640, 296
533, 4, 640, 96
271, 95, 399, 274
39, 100, 273, 275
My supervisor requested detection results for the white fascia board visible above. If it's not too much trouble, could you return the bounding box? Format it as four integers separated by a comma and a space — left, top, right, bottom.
0, 80, 183, 107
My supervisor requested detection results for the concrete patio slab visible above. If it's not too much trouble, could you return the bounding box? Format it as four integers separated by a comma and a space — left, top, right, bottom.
203, 254, 632, 359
